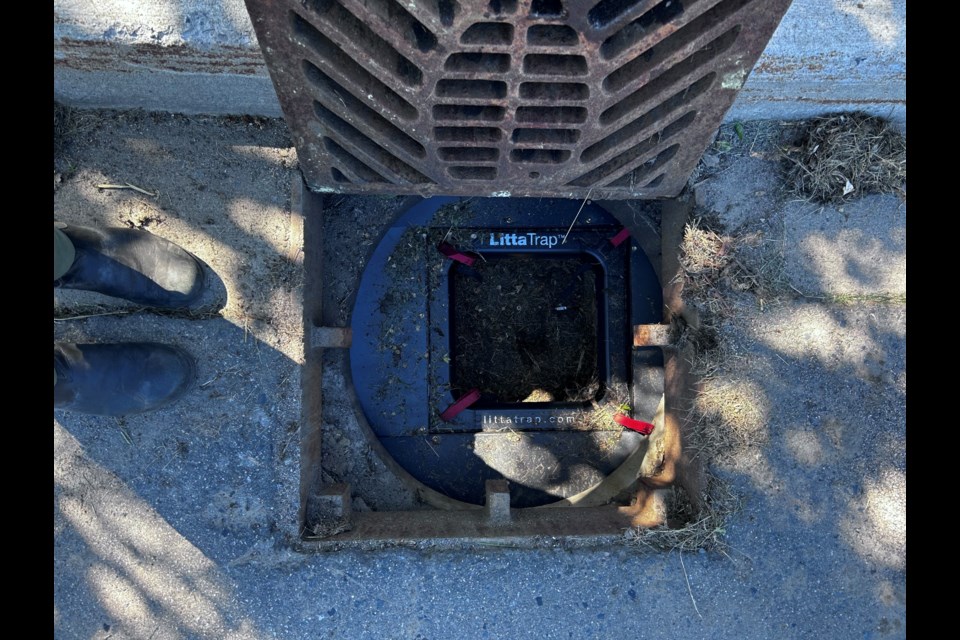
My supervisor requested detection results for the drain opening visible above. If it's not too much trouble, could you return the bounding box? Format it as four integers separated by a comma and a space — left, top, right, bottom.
488, 0, 518, 16
530, 0, 566, 18
461, 22, 514, 45
450, 254, 603, 407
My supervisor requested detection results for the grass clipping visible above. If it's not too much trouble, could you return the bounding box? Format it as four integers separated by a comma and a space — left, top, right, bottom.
623, 332, 750, 554
625, 217, 776, 553
625, 475, 740, 553
675, 215, 784, 317
782, 112, 906, 203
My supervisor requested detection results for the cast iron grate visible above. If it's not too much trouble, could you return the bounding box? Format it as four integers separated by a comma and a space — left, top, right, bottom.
246, 0, 792, 199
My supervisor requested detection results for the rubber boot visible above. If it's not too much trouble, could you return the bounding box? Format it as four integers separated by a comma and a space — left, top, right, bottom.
54, 222, 204, 308
54, 342, 196, 416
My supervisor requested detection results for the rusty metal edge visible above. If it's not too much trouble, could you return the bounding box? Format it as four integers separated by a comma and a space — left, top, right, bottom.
641, 192, 706, 512
298, 175, 327, 532
296, 505, 639, 551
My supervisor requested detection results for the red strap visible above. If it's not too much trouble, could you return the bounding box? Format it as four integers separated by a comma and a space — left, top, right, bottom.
609, 228, 631, 248
438, 242, 476, 267
614, 413, 655, 435
440, 389, 481, 422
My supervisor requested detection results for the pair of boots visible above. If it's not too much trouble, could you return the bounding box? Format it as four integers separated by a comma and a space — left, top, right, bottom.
54, 222, 205, 416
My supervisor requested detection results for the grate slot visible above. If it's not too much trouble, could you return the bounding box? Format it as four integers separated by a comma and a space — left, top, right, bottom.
301, 59, 417, 125
438, 147, 500, 162
436, 79, 508, 100
602, 0, 744, 64
330, 167, 351, 182
460, 22, 515, 45
396, 0, 451, 31
515, 106, 587, 124
435, 126, 504, 143
306, 69, 426, 160
587, 0, 649, 29
338, 0, 439, 53
512, 128, 581, 145
293, 15, 419, 121
606, 145, 679, 186
444, 52, 512, 74
487, 0, 518, 15
600, 25, 737, 125
298, 3, 423, 88
568, 110, 695, 186
323, 137, 387, 183
433, 104, 506, 122
519, 82, 589, 101
583, 72, 713, 163
510, 149, 572, 164
437, 0, 459, 26
309, 106, 432, 184
595, 0, 690, 38
448, 166, 498, 180
527, 24, 579, 46
523, 54, 589, 76
644, 173, 666, 188
530, 0, 567, 18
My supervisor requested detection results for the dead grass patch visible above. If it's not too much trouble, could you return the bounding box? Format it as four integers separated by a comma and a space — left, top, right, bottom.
624, 372, 760, 552
53, 303, 224, 322
54, 102, 103, 159
633, 114, 905, 552
54, 102, 76, 157
625, 330, 767, 551
582, 384, 633, 432
625, 474, 740, 553
678, 215, 789, 317
679, 216, 769, 298
629, 215, 779, 551
825, 292, 907, 306
693, 377, 769, 450
782, 112, 906, 203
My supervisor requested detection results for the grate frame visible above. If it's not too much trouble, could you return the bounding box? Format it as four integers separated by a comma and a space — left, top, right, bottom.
246, 0, 792, 199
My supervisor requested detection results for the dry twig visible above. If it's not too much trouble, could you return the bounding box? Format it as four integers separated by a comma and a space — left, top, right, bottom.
95, 182, 159, 197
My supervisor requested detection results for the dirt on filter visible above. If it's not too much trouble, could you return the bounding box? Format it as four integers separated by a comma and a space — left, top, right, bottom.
450, 256, 600, 404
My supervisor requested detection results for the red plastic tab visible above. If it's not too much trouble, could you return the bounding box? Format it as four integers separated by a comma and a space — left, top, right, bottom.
438, 242, 476, 267
609, 228, 631, 248
614, 413, 655, 435
440, 388, 481, 422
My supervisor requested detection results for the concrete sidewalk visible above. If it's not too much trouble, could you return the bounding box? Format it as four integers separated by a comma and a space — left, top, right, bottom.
53, 110, 905, 639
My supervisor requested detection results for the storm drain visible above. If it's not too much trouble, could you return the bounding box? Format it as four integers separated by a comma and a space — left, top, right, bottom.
348, 197, 664, 508
245, 0, 792, 199
247, 0, 793, 543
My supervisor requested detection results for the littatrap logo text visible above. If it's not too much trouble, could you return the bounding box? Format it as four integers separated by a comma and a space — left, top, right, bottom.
486, 232, 562, 247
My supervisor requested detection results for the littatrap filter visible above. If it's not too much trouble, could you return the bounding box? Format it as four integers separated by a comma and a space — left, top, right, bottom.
350, 197, 664, 507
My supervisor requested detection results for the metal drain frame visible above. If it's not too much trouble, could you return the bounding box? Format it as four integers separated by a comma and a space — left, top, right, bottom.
297, 178, 704, 547
347, 197, 666, 509
246, 0, 793, 200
